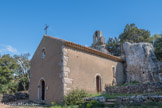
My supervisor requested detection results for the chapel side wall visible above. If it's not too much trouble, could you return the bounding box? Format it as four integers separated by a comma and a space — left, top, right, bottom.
65, 47, 124, 94
29, 36, 64, 104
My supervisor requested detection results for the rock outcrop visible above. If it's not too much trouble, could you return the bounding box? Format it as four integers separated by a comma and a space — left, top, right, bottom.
122, 42, 160, 82
158, 62, 162, 80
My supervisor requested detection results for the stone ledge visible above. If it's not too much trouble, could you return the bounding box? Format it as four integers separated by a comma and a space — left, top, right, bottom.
117, 95, 162, 105
105, 82, 162, 94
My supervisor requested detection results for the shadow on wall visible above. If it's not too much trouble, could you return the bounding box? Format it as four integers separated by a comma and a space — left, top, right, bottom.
116, 62, 126, 85
104, 62, 126, 92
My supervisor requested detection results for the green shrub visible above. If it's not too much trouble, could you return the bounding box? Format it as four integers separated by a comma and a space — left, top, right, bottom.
86, 103, 92, 108
65, 89, 88, 105
120, 81, 140, 86
82, 100, 105, 108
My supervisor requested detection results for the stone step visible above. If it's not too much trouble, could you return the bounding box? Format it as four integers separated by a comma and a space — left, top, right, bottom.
94, 107, 112, 108
104, 102, 115, 105
106, 99, 117, 102
104, 102, 115, 108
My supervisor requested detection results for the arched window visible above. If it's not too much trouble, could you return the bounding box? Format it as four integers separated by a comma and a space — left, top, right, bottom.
96, 75, 101, 92
41, 48, 46, 59
95, 31, 98, 41
112, 66, 116, 78
112, 66, 117, 86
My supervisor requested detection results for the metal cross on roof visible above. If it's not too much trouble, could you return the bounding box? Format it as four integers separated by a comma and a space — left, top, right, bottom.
44, 24, 49, 35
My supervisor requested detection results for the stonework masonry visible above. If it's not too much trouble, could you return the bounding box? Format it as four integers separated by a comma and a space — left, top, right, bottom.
105, 82, 162, 94
60, 46, 73, 95
29, 34, 124, 104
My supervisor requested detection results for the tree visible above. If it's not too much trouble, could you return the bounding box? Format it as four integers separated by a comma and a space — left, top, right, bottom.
106, 37, 121, 56
152, 34, 161, 44
106, 23, 154, 56
14, 53, 30, 91
119, 23, 152, 43
153, 34, 162, 61
0, 54, 18, 93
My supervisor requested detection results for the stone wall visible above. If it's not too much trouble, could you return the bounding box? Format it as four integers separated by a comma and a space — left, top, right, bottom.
65, 46, 124, 93
106, 82, 162, 94
117, 95, 162, 105
1, 92, 29, 103
29, 35, 65, 104
61, 46, 73, 95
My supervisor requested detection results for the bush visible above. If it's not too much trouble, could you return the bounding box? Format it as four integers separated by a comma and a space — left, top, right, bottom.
81, 100, 106, 108
65, 89, 88, 105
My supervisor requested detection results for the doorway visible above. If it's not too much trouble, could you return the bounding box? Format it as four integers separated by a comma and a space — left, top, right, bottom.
96, 75, 101, 92
40, 79, 45, 100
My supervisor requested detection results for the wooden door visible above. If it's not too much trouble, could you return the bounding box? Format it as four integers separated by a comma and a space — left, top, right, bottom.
96, 76, 101, 92
41, 80, 45, 100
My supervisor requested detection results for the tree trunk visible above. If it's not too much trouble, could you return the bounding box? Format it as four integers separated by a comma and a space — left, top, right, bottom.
22, 82, 26, 91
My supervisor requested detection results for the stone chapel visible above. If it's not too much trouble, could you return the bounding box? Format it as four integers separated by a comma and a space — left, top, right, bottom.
29, 31, 125, 104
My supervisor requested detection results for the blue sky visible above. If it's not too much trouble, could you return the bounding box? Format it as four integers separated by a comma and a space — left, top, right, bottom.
0, 0, 162, 58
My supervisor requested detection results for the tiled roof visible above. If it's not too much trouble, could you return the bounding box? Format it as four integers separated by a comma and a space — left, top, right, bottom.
45, 35, 124, 62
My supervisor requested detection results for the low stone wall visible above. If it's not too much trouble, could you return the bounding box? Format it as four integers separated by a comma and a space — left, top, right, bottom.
105, 82, 162, 94
117, 95, 162, 105
1, 92, 29, 103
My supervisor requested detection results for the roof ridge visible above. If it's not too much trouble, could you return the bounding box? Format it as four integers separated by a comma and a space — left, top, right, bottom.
44, 35, 124, 62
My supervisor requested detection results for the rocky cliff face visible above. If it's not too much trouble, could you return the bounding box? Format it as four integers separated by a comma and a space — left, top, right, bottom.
122, 42, 160, 82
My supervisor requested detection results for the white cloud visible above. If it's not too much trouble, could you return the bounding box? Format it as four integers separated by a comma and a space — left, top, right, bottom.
0, 49, 5, 53
0, 45, 19, 55
6, 45, 19, 54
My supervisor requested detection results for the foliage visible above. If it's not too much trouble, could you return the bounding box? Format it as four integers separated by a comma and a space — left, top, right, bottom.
50, 104, 79, 108
119, 23, 152, 43
153, 34, 162, 61
17, 73, 30, 91
80, 100, 106, 108
0, 54, 18, 93
106, 23, 154, 56
106, 37, 121, 56
118, 81, 140, 86
14, 53, 30, 91
65, 89, 88, 105
0, 53, 30, 93
88, 93, 101, 98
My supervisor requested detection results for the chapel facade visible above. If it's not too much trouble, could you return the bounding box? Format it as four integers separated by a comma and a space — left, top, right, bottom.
29, 31, 125, 104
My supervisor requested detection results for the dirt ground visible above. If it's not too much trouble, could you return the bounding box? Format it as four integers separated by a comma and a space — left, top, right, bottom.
0, 103, 10, 108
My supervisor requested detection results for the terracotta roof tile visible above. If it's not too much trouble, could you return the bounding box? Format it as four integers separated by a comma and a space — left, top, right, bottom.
45, 35, 124, 62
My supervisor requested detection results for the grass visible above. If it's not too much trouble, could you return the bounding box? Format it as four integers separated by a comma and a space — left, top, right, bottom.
119, 81, 140, 86
7, 106, 56, 108
50, 105, 79, 108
